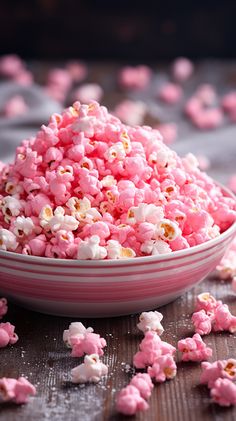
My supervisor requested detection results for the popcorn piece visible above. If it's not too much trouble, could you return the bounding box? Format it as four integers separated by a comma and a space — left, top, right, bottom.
116, 385, 149, 415
72, 84, 103, 104
133, 331, 176, 369
0, 377, 36, 404
200, 359, 236, 388
148, 354, 177, 382
195, 292, 219, 314
210, 378, 236, 407
178, 333, 212, 362
1, 196, 22, 222
130, 373, 154, 400
0, 55, 24, 78
106, 240, 135, 259
63, 322, 93, 347
137, 311, 164, 335
118, 65, 152, 90
71, 354, 108, 384
0, 229, 18, 251
71, 331, 106, 357
191, 310, 212, 335
0, 322, 18, 348
155, 123, 177, 145
159, 83, 183, 104
77, 235, 107, 260
0, 298, 7, 320
213, 303, 236, 333
113, 100, 147, 126
157, 219, 181, 241
3, 95, 28, 118
172, 57, 194, 82
13, 216, 34, 237
141, 239, 172, 255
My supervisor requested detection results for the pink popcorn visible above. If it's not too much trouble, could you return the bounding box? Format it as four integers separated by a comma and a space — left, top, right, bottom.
0, 100, 235, 260
137, 311, 164, 335
0, 377, 36, 404
172, 57, 194, 82
47, 68, 72, 92
191, 108, 223, 130
118, 65, 152, 90
191, 310, 212, 335
195, 292, 219, 314
0, 322, 18, 348
0, 298, 8, 319
130, 373, 153, 400
71, 353, 108, 384
3, 95, 28, 118
116, 385, 149, 415
63, 321, 93, 347
195, 84, 217, 106
178, 333, 212, 362
148, 354, 177, 382
113, 100, 147, 126
201, 359, 236, 388
133, 331, 175, 368
66, 61, 87, 82
71, 331, 106, 357
210, 378, 236, 406
155, 123, 178, 145
72, 84, 103, 104
0, 54, 24, 78
159, 83, 183, 104
221, 91, 236, 113
213, 303, 236, 333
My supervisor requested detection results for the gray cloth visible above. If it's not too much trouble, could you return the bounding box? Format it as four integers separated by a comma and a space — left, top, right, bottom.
0, 82, 62, 162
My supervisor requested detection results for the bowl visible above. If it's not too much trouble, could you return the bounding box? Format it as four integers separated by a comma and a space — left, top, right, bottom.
0, 185, 235, 318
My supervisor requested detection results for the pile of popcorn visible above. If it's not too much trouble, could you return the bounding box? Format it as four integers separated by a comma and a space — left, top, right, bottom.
0, 101, 235, 260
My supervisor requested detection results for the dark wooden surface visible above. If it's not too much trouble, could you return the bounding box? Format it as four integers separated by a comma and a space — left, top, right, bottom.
0, 276, 236, 421
0, 61, 236, 420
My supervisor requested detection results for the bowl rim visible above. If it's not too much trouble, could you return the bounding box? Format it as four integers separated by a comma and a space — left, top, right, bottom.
0, 181, 235, 266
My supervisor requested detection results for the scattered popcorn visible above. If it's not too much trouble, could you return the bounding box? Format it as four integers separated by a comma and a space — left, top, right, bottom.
133, 331, 176, 369
0, 298, 8, 319
178, 333, 212, 362
154, 123, 178, 145
113, 100, 147, 126
0, 322, 18, 348
116, 385, 149, 415
172, 57, 194, 82
200, 359, 236, 388
71, 354, 108, 384
159, 83, 183, 104
195, 292, 219, 314
137, 311, 164, 335
0, 101, 235, 260
129, 373, 154, 400
72, 84, 103, 104
210, 378, 236, 406
0, 377, 36, 404
3, 95, 28, 118
63, 322, 93, 347
118, 65, 152, 90
191, 310, 212, 335
148, 354, 177, 382
212, 303, 236, 333
70, 331, 106, 357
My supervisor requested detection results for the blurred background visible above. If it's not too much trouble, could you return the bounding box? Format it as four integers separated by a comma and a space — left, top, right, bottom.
1, 0, 236, 60
0, 0, 235, 189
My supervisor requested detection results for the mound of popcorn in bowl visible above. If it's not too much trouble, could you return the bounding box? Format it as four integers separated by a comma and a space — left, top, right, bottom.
0, 101, 235, 259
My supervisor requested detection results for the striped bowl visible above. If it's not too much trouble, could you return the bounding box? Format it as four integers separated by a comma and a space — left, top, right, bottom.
0, 192, 235, 317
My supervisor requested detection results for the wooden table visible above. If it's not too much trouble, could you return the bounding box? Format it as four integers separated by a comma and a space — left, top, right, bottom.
0, 61, 236, 420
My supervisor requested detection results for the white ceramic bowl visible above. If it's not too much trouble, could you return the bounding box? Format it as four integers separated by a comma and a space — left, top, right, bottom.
0, 187, 235, 318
